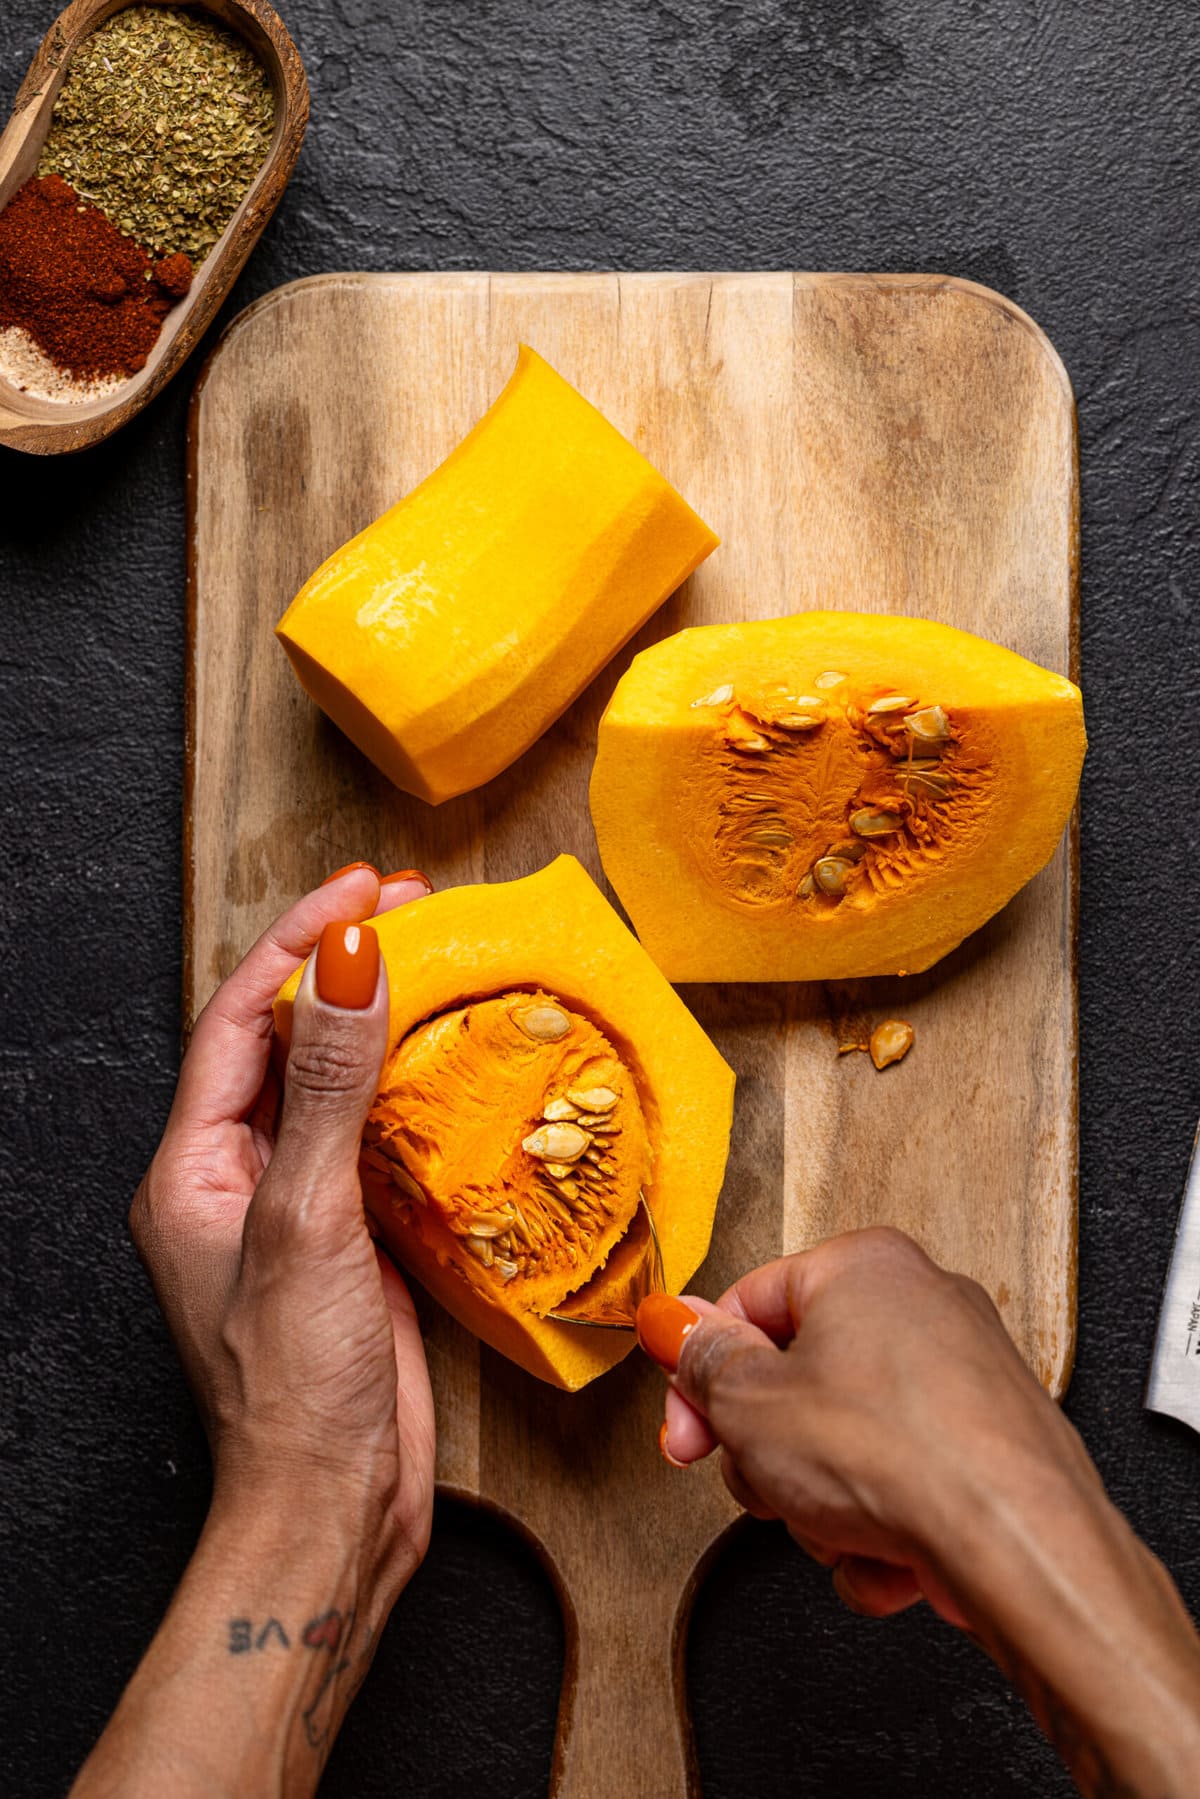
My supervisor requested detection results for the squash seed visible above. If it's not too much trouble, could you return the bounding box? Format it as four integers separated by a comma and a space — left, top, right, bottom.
798, 872, 815, 899
825, 837, 868, 862
543, 1096, 581, 1122
813, 855, 857, 896
691, 683, 734, 708
515, 1003, 572, 1042
904, 704, 951, 743
567, 1085, 618, 1113
814, 670, 846, 688
544, 1161, 576, 1180
850, 807, 906, 838
869, 1019, 915, 1070
867, 694, 913, 715
523, 1122, 590, 1162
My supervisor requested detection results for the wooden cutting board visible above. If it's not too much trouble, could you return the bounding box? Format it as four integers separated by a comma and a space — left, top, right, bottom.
185, 271, 1078, 1796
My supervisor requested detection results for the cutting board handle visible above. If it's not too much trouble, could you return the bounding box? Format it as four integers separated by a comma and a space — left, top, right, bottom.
550, 1575, 699, 1798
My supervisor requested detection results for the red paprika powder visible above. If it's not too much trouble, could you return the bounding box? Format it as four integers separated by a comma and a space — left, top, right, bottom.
0, 174, 192, 381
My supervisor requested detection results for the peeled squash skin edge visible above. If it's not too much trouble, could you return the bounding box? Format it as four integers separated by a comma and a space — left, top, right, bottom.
274, 857, 735, 1390
275, 346, 719, 806
590, 613, 1086, 984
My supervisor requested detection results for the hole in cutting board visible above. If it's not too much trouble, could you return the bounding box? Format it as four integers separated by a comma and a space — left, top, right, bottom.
320, 1495, 564, 1798
686, 1519, 1070, 1797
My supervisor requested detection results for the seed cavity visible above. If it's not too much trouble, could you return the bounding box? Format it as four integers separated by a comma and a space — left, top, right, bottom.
702, 675, 964, 912
367, 991, 651, 1315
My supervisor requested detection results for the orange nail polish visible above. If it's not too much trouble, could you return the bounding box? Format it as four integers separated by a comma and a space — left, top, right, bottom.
658, 1422, 687, 1469
380, 868, 433, 893
321, 861, 379, 886
636, 1293, 699, 1372
315, 921, 379, 1009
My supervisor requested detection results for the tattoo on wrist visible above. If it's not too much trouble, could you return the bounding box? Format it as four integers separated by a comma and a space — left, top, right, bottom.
225, 1608, 376, 1752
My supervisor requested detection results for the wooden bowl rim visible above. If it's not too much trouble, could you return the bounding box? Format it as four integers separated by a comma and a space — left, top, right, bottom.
0, 0, 308, 455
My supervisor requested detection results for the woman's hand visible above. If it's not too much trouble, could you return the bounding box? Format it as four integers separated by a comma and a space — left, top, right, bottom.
131, 862, 436, 1577
74, 865, 436, 1798
638, 1228, 1200, 1797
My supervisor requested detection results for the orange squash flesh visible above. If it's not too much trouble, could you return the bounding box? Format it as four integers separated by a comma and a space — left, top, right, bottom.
275, 347, 718, 806
274, 857, 734, 1389
590, 613, 1086, 983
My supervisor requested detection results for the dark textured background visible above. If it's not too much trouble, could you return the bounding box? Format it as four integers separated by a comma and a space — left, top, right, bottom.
2, 1, 1198, 1793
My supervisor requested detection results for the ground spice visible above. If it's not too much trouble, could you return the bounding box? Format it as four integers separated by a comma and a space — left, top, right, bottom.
0, 174, 192, 380
38, 5, 276, 265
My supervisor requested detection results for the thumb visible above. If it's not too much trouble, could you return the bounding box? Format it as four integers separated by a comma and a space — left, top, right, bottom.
637, 1293, 779, 1426
254, 921, 389, 1228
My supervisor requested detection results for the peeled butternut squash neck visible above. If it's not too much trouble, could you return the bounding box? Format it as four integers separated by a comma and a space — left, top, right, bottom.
363, 990, 650, 1316
698, 674, 986, 911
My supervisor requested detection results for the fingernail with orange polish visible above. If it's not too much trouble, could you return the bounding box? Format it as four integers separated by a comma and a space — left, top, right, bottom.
636, 1293, 699, 1372
315, 921, 379, 1009
380, 868, 433, 893
659, 1422, 688, 1469
321, 861, 379, 886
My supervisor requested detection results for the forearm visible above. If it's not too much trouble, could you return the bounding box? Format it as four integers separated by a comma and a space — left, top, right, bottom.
71, 1490, 403, 1798
937, 1450, 1200, 1797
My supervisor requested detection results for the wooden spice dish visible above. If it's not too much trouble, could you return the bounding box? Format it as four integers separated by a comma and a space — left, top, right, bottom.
0, 0, 308, 455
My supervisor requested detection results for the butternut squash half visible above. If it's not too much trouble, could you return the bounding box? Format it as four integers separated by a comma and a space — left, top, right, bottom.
274, 857, 734, 1389
590, 613, 1085, 982
275, 347, 717, 806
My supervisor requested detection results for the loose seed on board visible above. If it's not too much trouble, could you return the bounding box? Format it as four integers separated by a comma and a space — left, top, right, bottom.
523, 1122, 590, 1162
515, 1003, 572, 1042
870, 1019, 915, 1070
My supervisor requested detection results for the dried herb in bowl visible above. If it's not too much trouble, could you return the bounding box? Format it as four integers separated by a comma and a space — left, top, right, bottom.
37, 5, 276, 265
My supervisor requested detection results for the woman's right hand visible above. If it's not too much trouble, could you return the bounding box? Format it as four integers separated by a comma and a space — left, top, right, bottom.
637, 1228, 1200, 1795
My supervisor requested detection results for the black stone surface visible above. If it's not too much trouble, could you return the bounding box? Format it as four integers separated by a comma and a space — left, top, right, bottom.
1, 1, 1197, 1793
